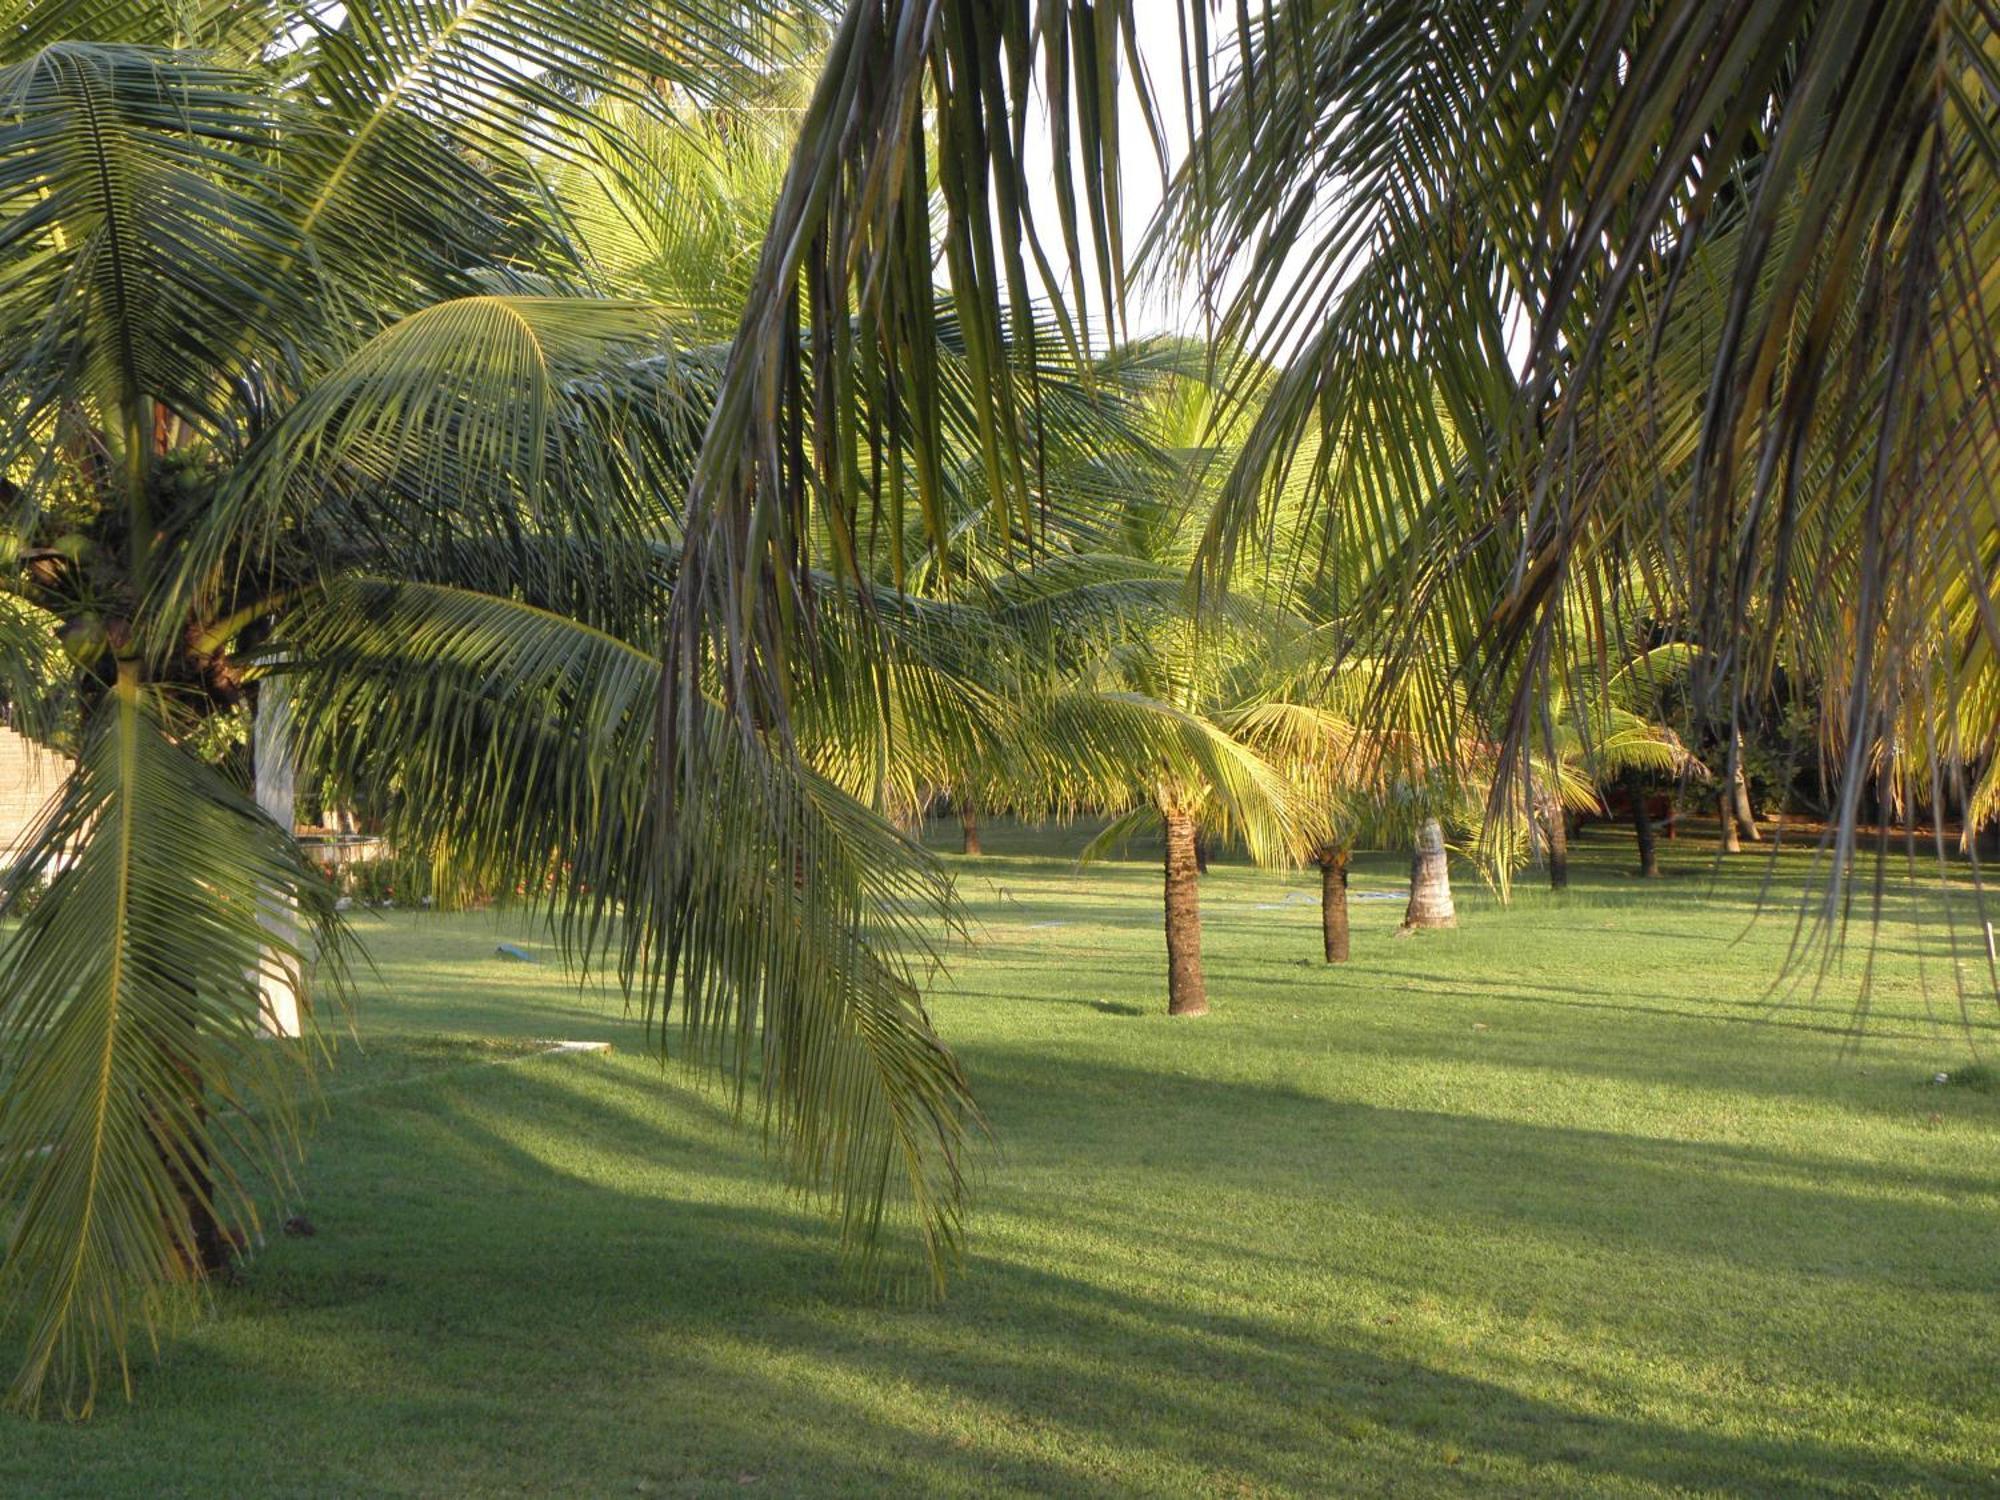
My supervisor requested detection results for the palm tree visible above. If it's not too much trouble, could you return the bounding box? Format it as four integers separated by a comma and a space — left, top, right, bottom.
667, 3, 2000, 992
1403, 818, 1457, 932
1231, 659, 1471, 955
988, 553, 1304, 1017
1228, 698, 1369, 961
0, 5, 986, 1417
1071, 707, 1297, 1017
1520, 650, 1705, 889
1040, 367, 1309, 1015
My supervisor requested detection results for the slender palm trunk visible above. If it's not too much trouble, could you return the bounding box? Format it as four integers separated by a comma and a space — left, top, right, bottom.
1317, 846, 1351, 962
1403, 817, 1457, 929
253, 677, 303, 1038
1162, 810, 1208, 1016
158, 1064, 232, 1276
1545, 797, 1569, 890
958, 800, 981, 856
1528, 767, 1566, 889
1718, 790, 1742, 853
1193, 832, 1211, 875
1729, 734, 1761, 842
1626, 773, 1660, 877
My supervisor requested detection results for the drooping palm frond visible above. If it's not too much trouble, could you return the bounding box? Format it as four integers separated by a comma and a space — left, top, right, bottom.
692, 1, 2000, 906
1056, 687, 1301, 866
185, 294, 705, 603
1172, 3, 2000, 888
664, 0, 1160, 812
0, 679, 346, 1417
271, 578, 975, 1286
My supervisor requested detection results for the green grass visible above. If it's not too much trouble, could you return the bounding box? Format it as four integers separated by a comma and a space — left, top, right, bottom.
5, 821, 1999, 1496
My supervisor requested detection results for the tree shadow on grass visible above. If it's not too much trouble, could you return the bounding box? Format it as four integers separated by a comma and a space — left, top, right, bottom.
1354, 965, 1994, 1044
8, 1047, 1995, 1498
962, 1041, 2000, 1280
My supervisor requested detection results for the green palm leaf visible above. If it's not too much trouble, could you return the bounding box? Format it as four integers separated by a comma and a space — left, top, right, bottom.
0, 44, 316, 487
274, 578, 975, 1285
0, 678, 346, 1418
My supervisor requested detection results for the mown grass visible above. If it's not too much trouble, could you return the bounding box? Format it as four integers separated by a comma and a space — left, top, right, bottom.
4, 820, 1998, 1496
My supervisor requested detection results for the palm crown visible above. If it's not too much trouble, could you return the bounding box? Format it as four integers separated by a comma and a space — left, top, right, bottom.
0, 2, 985, 1417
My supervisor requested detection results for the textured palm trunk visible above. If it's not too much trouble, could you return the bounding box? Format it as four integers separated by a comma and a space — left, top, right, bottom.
1718, 790, 1742, 853
1403, 817, 1457, 929
1162, 810, 1208, 1015
159, 1077, 232, 1276
1730, 758, 1761, 842
1544, 797, 1569, 890
1317, 846, 1350, 962
959, 800, 981, 856
1627, 774, 1660, 877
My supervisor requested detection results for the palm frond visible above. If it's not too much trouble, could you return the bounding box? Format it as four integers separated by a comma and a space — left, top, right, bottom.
0, 679, 346, 1417
174, 293, 707, 639
274, 578, 975, 1287
0, 42, 318, 521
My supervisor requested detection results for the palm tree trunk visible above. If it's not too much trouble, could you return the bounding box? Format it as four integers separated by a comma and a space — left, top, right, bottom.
1545, 798, 1569, 890
1527, 765, 1566, 890
1730, 735, 1761, 842
157, 1063, 232, 1277
1626, 774, 1660, 877
1193, 832, 1211, 875
1317, 846, 1350, 962
1162, 810, 1208, 1016
252, 678, 303, 1038
958, 799, 981, 856
1403, 817, 1457, 929
1718, 789, 1742, 853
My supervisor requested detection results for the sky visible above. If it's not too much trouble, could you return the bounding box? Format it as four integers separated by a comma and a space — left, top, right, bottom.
1012, 11, 1534, 375
1017, 10, 1208, 346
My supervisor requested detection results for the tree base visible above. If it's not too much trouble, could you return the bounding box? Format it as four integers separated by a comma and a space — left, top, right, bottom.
178, 1222, 248, 1280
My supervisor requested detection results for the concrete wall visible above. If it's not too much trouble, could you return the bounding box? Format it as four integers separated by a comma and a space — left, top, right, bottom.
0, 726, 72, 862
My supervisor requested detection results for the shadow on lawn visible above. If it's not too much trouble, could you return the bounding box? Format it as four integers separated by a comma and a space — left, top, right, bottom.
1281, 960, 2000, 1048
21, 1044, 1974, 1498
966, 1044, 1999, 1273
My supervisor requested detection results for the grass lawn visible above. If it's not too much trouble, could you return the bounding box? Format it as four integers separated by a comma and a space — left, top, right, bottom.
4, 821, 1998, 1496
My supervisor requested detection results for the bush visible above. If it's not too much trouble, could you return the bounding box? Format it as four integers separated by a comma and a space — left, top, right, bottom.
2, 864, 46, 919
1942, 1063, 1995, 1092
332, 851, 493, 912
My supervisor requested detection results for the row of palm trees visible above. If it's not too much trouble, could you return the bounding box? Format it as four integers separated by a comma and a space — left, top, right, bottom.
4, 0, 1997, 1418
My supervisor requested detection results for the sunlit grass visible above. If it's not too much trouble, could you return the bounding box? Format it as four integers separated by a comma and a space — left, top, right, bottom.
4, 819, 1997, 1495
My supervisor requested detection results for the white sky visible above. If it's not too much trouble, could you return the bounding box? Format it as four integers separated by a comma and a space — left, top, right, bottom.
1013, 9, 1534, 375
1017, 8, 1205, 345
